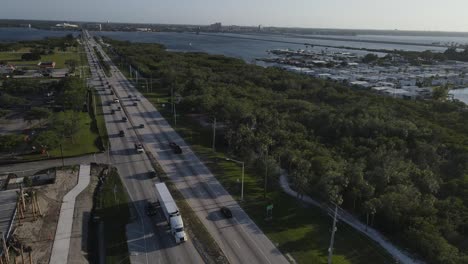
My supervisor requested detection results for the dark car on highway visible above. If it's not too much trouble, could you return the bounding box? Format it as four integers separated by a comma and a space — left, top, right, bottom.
146, 201, 158, 216
122, 116, 127, 122
169, 142, 182, 154
119, 130, 125, 137
148, 170, 157, 178
220, 207, 232, 218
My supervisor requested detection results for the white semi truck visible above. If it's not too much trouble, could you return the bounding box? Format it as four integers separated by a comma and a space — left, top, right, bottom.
154, 182, 187, 243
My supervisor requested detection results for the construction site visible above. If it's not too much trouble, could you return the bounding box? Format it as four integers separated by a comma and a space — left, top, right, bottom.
0, 166, 80, 264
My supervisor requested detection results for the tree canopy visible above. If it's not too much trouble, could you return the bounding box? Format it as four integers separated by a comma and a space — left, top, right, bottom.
107, 39, 468, 264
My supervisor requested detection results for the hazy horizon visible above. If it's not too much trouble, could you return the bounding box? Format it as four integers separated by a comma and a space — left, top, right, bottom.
2, 0, 468, 32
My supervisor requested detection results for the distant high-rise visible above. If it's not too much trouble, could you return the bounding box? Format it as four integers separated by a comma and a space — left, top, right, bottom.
210, 22, 222, 32
99, 24, 102, 31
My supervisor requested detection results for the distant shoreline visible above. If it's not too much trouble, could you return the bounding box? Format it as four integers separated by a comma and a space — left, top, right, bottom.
195, 32, 445, 54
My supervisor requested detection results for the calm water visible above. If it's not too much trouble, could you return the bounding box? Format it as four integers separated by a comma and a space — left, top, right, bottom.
449, 88, 468, 104
0, 27, 461, 62
93, 31, 455, 62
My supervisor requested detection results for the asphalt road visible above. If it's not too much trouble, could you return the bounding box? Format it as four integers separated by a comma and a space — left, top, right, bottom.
83, 32, 203, 264
89, 32, 289, 264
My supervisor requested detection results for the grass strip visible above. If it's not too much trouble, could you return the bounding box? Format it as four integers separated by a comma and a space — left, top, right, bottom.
90, 167, 131, 264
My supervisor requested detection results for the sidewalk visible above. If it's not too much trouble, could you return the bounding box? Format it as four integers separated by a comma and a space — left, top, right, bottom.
49, 164, 91, 264
279, 172, 422, 264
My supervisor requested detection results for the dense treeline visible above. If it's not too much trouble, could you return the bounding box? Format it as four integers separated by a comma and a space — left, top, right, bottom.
399, 47, 468, 64
107, 39, 468, 264
0, 34, 76, 53
0, 78, 89, 153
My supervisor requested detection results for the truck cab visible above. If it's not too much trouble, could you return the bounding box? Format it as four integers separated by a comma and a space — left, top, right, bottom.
170, 214, 186, 243
154, 183, 187, 244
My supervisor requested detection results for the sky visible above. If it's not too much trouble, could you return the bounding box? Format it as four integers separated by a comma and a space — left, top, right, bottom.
2, 0, 468, 32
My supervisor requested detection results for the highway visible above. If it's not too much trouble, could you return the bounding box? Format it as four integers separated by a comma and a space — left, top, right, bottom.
82, 32, 204, 264
86, 31, 289, 264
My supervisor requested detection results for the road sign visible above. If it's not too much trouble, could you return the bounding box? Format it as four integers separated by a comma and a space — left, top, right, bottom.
266, 204, 274, 210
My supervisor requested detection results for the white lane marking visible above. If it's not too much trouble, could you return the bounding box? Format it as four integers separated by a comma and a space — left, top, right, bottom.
233, 216, 273, 264
234, 240, 241, 249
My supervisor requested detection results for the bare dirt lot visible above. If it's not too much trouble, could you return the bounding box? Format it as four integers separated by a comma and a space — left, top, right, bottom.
13, 167, 78, 264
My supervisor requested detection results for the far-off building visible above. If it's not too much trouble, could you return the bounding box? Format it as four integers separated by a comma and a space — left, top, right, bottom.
38, 61, 56, 69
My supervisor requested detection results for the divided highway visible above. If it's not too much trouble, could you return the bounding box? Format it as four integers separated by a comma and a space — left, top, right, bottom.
83, 32, 203, 264
85, 31, 289, 264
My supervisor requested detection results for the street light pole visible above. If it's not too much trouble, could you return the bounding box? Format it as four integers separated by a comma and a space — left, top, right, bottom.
225, 158, 245, 201
212, 117, 216, 151
241, 162, 244, 200
60, 144, 65, 167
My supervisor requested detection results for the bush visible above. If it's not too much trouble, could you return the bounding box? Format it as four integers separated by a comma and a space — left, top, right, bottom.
0, 134, 23, 153
21, 52, 41, 61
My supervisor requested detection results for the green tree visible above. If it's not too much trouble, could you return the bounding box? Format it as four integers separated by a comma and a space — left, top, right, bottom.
23, 176, 32, 187
432, 85, 449, 101
65, 59, 78, 73
23, 107, 51, 125
34, 131, 60, 151
0, 134, 23, 153
362, 53, 379, 63
21, 52, 41, 61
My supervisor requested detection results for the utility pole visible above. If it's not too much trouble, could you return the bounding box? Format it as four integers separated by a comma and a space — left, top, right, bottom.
212, 117, 216, 151
225, 158, 245, 200
171, 85, 174, 113
60, 144, 65, 167
240, 162, 245, 200
150, 75, 153, 93
264, 147, 268, 199
107, 140, 111, 171
328, 205, 338, 264
174, 104, 177, 127
93, 91, 97, 116
136, 69, 138, 85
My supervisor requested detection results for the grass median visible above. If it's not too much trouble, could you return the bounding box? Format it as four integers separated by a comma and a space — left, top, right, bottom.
91, 88, 109, 149
90, 167, 131, 264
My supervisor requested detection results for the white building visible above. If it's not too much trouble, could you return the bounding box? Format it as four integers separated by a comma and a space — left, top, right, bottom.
55, 23, 79, 28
